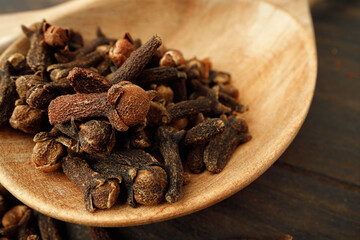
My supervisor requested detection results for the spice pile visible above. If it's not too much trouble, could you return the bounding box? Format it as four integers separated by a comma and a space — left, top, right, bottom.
0, 20, 251, 212
0, 184, 111, 239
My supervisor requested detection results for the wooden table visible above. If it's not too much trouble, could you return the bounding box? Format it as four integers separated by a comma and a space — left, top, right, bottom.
1, 0, 359, 239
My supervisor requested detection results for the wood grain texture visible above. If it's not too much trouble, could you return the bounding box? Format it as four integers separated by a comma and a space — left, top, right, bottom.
278, 0, 360, 186
0, 0, 316, 226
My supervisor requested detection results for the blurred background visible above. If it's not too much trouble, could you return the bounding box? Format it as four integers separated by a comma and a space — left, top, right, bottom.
0, 0, 67, 13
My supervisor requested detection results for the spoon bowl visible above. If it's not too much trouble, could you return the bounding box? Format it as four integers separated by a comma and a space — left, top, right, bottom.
0, 0, 316, 227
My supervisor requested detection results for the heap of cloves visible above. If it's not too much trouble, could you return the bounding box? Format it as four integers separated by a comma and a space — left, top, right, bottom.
0, 183, 112, 239
0, 20, 251, 212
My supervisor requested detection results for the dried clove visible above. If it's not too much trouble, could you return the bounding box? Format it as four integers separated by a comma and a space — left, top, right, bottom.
43, 22, 70, 49
156, 126, 185, 203
204, 115, 251, 173
15, 74, 42, 102
53, 28, 112, 63
47, 51, 104, 81
54, 119, 115, 154
130, 129, 151, 148
67, 67, 112, 93
133, 166, 168, 205
9, 105, 43, 134
73, 27, 115, 58
62, 154, 121, 212
192, 80, 245, 113
208, 70, 230, 84
155, 85, 174, 103
96, 55, 113, 76
32, 130, 65, 172
134, 66, 187, 86
87, 149, 166, 207
0, 66, 18, 126
169, 117, 188, 131
1, 205, 28, 228
78, 120, 115, 153
7, 53, 27, 73
109, 34, 162, 84
34, 211, 63, 240
219, 83, 239, 99
26, 79, 75, 110
185, 58, 211, 82
34, 126, 80, 153
184, 118, 225, 145
48, 81, 152, 131
67, 30, 84, 51
184, 116, 225, 173
146, 100, 170, 126
87, 227, 112, 240
186, 144, 206, 173
171, 77, 188, 102
159, 49, 185, 67
0, 189, 67, 240
0, 195, 6, 218
22, 22, 52, 73
0, 205, 39, 240
108, 32, 136, 67
167, 85, 231, 120
28, 235, 41, 240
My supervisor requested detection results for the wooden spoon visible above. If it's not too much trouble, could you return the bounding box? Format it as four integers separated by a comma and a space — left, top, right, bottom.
0, 0, 317, 227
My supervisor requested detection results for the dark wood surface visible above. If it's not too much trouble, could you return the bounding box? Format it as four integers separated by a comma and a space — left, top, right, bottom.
1, 0, 359, 239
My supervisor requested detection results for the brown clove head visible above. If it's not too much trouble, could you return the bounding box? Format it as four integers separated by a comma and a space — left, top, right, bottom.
7, 53, 27, 72
186, 58, 211, 81
27, 235, 40, 240
78, 120, 115, 153
15, 74, 42, 101
43, 22, 70, 48
159, 50, 185, 67
1, 205, 29, 228
26, 85, 56, 110
91, 180, 121, 210
155, 85, 174, 103
108, 33, 136, 67
147, 101, 170, 126
32, 139, 64, 172
9, 105, 43, 134
62, 155, 121, 212
133, 166, 168, 205
107, 81, 151, 129
169, 117, 188, 130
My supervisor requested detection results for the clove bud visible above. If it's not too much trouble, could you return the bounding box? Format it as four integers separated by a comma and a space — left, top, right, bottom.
9, 105, 43, 134
204, 115, 251, 173
62, 154, 121, 212
108, 32, 136, 67
48, 81, 153, 131
0, 66, 17, 127
43, 22, 70, 48
156, 126, 185, 203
